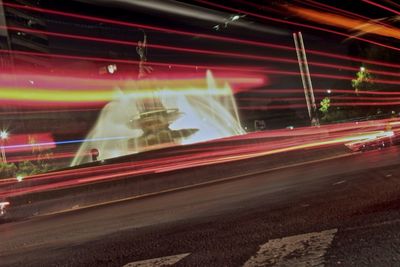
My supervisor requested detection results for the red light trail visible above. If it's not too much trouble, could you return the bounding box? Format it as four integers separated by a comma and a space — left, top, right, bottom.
362, 0, 400, 15
239, 95, 400, 102
298, 0, 396, 30
241, 100, 400, 111
194, 0, 400, 52
294, 0, 398, 37
251, 89, 400, 96
0, 49, 262, 73
384, 0, 400, 10
1, 118, 397, 198
5, 25, 400, 78
3, 2, 400, 70
2, 49, 384, 83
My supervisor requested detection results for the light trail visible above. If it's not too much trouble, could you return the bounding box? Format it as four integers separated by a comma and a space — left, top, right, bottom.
384, 0, 400, 10
0, 108, 101, 115
0, 74, 265, 108
0, 73, 265, 105
239, 95, 400, 102
287, 5, 400, 42
233, 0, 280, 13
4, 2, 400, 70
1, 117, 395, 188
313, 89, 400, 96
1, 122, 396, 198
298, 0, 396, 29
7, 50, 400, 89
240, 104, 308, 110
2, 25, 297, 65
251, 89, 400, 96
5, 26, 400, 78
362, 0, 400, 15
295, 0, 399, 39
2, 49, 264, 73
0, 71, 265, 91
1, 135, 130, 151
1, 2, 299, 53
195, 0, 400, 52
242, 100, 400, 110
6, 152, 81, 163
297, 0, 371, 20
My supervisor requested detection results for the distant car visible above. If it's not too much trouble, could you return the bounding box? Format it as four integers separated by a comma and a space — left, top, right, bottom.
0, 201, 10, 217
346, 135, 393, 152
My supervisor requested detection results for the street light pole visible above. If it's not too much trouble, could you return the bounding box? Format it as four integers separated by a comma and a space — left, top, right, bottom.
293, 32, 319, 126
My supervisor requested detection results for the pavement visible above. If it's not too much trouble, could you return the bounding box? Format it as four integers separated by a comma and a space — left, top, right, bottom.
1, 146, 400, 266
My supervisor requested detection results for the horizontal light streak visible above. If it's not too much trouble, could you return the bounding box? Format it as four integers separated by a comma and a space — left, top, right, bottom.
195, 0, 400, 52
3, 25, 400, 78
4, 2, 400, 70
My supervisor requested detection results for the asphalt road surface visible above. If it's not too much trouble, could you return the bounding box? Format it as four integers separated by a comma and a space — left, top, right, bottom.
2, 146, 400, 266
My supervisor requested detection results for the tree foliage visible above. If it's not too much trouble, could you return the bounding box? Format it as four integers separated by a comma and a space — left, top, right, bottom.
0, 162, 17, 179
0, 151, 55, 179
319, 97, 331, 114
351, 67, 373, 93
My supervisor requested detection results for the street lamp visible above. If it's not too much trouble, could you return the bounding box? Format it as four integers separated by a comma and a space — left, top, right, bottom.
0, 130, 8, 140
107, 64, 117, 74
0, 130, 8, 163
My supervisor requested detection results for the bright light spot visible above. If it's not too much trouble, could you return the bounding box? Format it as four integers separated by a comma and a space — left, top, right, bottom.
107, 64, 117, 74
360, 66, 366, 72
327, 89, 332, 94
286, 126, 294, 130
0, 201, 10, 216
0, 130, 8, 140
383, 131, 395, 137
231, 15, 241, 21
16, 175, 24, 182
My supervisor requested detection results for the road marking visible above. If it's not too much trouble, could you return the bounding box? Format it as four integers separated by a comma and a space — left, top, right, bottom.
333, 180, 346, 185
243, 229, 337, 267
123, 253, 190, 267
345, 218, 400, 231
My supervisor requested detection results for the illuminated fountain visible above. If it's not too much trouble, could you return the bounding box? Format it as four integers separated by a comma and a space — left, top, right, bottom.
71, 71, 244, 166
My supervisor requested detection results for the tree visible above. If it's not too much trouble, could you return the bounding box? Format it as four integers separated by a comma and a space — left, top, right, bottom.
319, 97, 331, 114
351, 66, 373, 94
0, 162, 17, 179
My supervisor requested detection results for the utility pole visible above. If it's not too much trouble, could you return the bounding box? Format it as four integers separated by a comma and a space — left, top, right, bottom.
293, 32, 319, 126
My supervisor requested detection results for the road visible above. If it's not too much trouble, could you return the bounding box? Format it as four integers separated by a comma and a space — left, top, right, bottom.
1, 146, 400, 266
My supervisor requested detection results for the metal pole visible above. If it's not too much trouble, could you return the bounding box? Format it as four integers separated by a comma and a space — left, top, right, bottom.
293, 32, 319, 126
298, 32, 319, 126
293, 32, 312, 120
